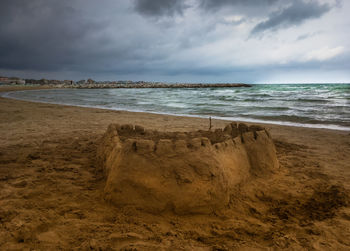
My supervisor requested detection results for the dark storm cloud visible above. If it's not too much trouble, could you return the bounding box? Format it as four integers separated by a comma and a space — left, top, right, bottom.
0, 0, 105, 71
251, 0, 331, 35
133, 0, 187, 17
0, 0, 162, 76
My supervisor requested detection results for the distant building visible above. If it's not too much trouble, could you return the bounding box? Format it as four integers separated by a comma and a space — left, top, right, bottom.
0, 77, 25, 85
0, 77, 9, 83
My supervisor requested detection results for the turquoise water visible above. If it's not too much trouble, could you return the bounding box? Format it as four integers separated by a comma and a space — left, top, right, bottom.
2, 84, 350, 130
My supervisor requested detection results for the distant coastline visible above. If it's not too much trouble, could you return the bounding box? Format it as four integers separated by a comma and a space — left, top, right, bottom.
0, 76, 251, 88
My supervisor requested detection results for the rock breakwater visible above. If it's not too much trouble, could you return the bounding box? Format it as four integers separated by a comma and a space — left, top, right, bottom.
23, 78, 251, 88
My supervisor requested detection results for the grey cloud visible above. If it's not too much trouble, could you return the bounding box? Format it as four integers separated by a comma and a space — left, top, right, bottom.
219, 17, 246, 26
296, 31, 322, 41
199, 0, 279, 10
251, 0, 331, 35
297, 33, 313, 41
197, 0, 283, 20
133, 0, 278, 18
133, 0, 187, 17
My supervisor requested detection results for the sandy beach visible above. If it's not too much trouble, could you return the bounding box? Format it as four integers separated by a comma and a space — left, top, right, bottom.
1, 86, 350, 250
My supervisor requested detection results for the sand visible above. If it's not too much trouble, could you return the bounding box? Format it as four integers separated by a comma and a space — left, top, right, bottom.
0, 86, 350, 250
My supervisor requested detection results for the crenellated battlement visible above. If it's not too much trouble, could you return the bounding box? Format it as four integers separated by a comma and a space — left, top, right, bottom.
105, 122, 268, 148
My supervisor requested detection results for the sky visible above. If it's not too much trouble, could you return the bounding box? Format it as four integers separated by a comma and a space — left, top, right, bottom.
0, 0, 349, 83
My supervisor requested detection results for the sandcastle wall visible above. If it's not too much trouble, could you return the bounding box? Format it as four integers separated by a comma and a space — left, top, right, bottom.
97, 122, 279, 214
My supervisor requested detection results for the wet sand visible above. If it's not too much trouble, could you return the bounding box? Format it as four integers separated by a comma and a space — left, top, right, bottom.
0, 86, 350, 250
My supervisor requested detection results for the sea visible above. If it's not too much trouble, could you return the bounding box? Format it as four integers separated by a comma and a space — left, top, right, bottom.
2, 84, 350, 131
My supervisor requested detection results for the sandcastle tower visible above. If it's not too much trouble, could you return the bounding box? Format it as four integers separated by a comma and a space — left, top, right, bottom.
97, 122, 279, 214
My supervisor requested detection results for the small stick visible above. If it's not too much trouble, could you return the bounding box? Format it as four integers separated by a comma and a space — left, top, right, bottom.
209, 116, 212, 131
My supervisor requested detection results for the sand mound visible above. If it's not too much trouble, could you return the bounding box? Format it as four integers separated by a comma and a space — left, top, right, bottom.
97, 122, 279, 214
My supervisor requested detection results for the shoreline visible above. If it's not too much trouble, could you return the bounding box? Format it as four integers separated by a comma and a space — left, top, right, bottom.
2, 86, 350, 132
1, 86, 349, 169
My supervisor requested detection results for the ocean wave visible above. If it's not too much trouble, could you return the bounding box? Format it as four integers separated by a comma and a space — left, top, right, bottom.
2, 84, 350, 131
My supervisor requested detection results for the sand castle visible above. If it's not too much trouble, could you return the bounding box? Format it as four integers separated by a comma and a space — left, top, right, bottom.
97, 122, 279, 214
